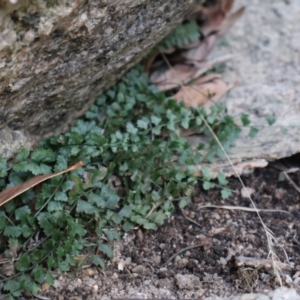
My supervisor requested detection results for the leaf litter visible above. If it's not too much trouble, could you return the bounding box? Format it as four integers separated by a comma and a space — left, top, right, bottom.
149, 0, 245, 112
0, 161, 83, 207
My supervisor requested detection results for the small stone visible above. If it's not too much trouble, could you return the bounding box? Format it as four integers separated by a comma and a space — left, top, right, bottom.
185, 251, 191, 257
24, 30, 35, 43
274, 188, 287, 200
174, 274, 200, 290
241, 187, 255, 198
212, 212, 221, 220
269, 287, 300, 300
132, 265, 148, 275
219, 257, 227, 266
157, 278, 173, 290
176, 257, 189, 268
41, 283, 50, 292
118, 261, 124, 271
175, 255, 181, 262
92, 284, 99, 293
82, 268, 98, 276
53, 279, 61, 289
149, 255, 161, 265
159, 243, 166, 249
125, 257, 132, 265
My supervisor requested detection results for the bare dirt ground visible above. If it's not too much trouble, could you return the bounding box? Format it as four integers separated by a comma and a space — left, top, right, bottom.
28, 0, 300, 299
34, 158, 300, 300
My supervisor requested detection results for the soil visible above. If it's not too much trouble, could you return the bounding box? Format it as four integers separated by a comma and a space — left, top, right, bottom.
30, 157, 300, 299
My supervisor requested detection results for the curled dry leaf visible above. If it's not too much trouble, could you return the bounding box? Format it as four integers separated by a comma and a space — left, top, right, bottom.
218, 6, 246, 36
173, 74, 236, 108
186, 0, 245, 69
0, 161, 83, 207
150, 64, 198, 92
182, 33, 219, 63
149, 0, 244, 93
189, 0, 241, 37
151, 55, 233, 93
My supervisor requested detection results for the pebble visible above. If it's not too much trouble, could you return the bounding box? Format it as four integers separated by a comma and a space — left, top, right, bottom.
174, 274, 200, 290
212, 212, 221, 220
159, 243, 166, 249
53, 279, 61, 289
82, 268, 98, 276
205, 287, 300, 300
132, 265, 148, 275
149, 255, 161, 265
176, 257, 189, 268
241, 187, 255, 198
92, 284, 99, 293
274, 188, 287, 200
219, 257, 227, 266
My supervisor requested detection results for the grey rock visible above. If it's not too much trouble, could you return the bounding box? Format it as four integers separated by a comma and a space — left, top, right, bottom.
205, 287, 300, 300
187, 0, 300, 177
0, 0, 199, 158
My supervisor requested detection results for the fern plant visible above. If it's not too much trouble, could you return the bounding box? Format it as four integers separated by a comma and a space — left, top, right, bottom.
157, 21, 201, 51
0, 11, 275, 294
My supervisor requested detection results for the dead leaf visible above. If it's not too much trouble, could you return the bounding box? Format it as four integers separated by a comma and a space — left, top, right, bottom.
173, 74, 235, 108
0, 161, 83, 207
148, 0, 243, 93
1, 260, 15, 276
221, 0, 235, 14
150, 64, 198, 92
218, 7, 246, 36
145, 47, 176, 73
150, 54, 233, 92
182, 33, 219, 62
189, 3, 226, 36
189, 0, 244, 38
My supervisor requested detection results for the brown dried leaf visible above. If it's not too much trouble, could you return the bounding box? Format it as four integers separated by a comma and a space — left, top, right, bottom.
0, 161, 83, 207
182, 33, 219, 62
173, 74, 235, 108
218, 6, 246, 36
189, 0, 244, 39
221, 0, 235, 14
190, 3, 226, 36
2, 260, 15, 276
150, 64, 198, 92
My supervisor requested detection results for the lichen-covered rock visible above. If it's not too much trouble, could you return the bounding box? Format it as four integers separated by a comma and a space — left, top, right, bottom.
0, 0, 200, 158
